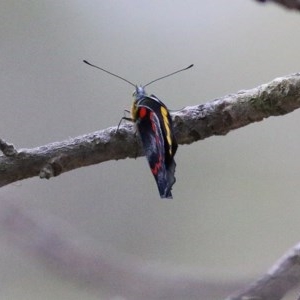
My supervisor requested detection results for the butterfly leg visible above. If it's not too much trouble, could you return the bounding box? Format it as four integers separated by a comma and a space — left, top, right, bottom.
117, 110, 132, 131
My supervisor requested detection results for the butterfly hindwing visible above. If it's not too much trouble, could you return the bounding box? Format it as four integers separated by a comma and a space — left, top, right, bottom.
135, 95, 177, 199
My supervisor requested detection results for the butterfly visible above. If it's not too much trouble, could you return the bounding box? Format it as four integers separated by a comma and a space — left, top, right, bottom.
83, 60, 193, 198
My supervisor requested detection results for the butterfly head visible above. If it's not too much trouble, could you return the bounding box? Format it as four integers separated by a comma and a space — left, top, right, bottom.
131, 85, 147, 121
133, 85, 147, 102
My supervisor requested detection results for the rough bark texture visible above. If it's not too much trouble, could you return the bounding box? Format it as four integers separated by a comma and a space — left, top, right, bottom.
1, 73, 300, 187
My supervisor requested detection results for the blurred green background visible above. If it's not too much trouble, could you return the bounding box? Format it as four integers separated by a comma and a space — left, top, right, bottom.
1, 1, 300, 299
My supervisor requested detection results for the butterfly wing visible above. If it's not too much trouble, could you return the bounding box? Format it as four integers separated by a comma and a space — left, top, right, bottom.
136, 96, 177, 199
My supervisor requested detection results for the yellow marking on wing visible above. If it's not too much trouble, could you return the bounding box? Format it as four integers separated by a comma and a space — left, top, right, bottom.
160, 107, 173, 155
131, 101, 138, 121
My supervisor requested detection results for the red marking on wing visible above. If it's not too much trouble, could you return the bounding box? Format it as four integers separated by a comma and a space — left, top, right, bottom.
138, 107, 147, 119
151, 159, 162, 175
150, 112, 157, 131
149, 111, 164, 176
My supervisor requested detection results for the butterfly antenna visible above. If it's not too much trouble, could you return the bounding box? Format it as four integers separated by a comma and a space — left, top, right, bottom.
144, 64, 194, 88
83, 60, 136, 87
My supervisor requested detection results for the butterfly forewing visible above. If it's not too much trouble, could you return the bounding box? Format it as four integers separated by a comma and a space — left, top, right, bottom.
135, 95, 177, 198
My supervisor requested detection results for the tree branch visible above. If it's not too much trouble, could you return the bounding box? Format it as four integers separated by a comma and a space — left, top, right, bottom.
227, 243, 300, 300
256, 0, 300, 10
1, 72, 300, 187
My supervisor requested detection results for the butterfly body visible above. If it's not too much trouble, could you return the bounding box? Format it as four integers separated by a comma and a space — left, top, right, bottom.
131, 86, 177, 199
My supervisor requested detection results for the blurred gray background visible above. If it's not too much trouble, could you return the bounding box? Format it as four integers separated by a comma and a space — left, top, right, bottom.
1, 1, 300, 299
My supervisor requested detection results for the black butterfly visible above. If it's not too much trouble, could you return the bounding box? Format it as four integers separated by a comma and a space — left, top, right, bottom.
84, 60, 193, 198
131, 86, 177, 198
